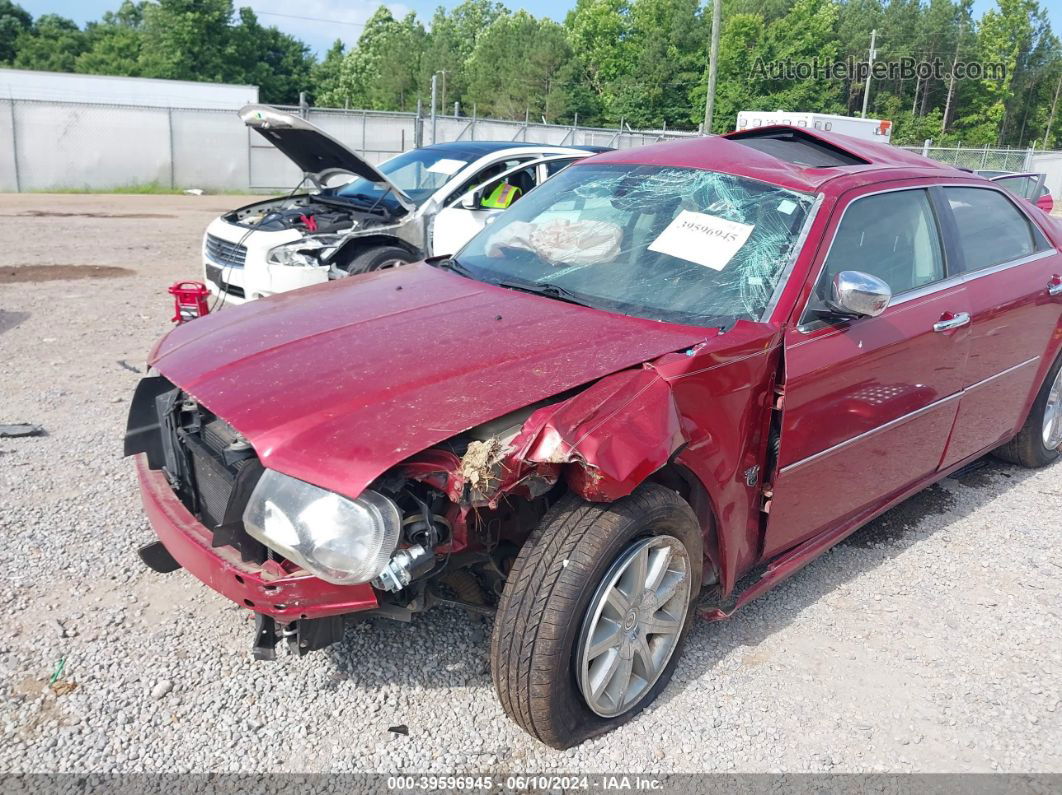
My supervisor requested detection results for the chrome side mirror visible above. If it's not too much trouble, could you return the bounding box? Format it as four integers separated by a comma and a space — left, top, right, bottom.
828, 270, 892, 318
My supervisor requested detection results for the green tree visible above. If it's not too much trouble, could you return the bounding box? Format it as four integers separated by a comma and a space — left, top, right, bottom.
420, 0, 508, 113
136, 0, 233, 82
610, 0, 706, 127
75, 1, 145, 77
466, 11, 579, 121
12, 14, 87, 72
0, 0, 31, 64
228, 7, 314, 103
310, 39, 346, 106
565, 0, 632, 119
696, 0, 842, 133
316, 6, 401, 109
692, 11, 767, 131
371, 13, 428, 111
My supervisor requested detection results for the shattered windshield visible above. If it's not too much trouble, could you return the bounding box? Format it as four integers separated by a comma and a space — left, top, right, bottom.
455, 164, 815, 326
328, 148, 469, 209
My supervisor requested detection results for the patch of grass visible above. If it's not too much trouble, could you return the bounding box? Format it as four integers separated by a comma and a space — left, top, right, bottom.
35, 181, 184, 195
31, 182, 252, 195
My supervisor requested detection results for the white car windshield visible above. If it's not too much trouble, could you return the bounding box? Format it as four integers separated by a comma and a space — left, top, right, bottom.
329, 149, 469, 209
453, 164, 815, 327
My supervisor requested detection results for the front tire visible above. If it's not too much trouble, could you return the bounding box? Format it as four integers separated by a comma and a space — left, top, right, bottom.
490, 483, 702, 749
994, 353, 1062, 468
342, 245, 412, 275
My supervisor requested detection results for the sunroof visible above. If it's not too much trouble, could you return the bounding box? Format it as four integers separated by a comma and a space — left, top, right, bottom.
728, 128, 869, 167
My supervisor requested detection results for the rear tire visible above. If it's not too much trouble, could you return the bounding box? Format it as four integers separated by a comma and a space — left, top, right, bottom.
342, 245, 412, 275
490, 483, 702, 749
994, 353, 1062, 468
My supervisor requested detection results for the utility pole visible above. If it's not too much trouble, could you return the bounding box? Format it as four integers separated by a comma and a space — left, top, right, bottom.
1044, 71, 1062, 149
942, 23, 962, 134
861, 29, 877, 119
430, 73, 438, 144
703, 0, 722, 135
440, 70, 448, 117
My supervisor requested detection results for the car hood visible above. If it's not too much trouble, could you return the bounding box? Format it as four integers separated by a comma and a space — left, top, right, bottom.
150, 264, 710, 499
239, 104, 415, 212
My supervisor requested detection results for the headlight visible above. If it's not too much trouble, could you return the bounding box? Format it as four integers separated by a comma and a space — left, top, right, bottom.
243, 470, 401, 585
267, 236, 342, 267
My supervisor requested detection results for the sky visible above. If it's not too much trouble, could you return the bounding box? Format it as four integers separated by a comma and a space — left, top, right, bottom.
15, 0, 572, 54
16, 0, 1058, 57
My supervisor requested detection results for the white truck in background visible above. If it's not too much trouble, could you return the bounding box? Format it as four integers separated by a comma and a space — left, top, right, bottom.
736, 111, 893, 143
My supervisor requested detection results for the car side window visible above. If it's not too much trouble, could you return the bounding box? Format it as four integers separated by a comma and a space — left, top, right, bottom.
445, 157, 533, 206
544, 158, 578, 177
478, 165, 539, 209
806, 188, 945, 318
944, 187, 1044, 272
992, 175, 1036, 200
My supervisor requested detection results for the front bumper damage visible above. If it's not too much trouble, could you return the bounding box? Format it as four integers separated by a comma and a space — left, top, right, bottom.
134, 455, 378, 656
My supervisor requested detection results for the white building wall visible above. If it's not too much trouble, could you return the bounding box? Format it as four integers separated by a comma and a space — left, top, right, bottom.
1030, 152, 1062, 200
0, 69, 257, 109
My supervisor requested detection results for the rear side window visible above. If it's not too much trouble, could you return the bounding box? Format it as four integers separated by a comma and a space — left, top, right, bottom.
815, 188, 945, 303
992, 175, 1038, 200
944, 187, 1043, 272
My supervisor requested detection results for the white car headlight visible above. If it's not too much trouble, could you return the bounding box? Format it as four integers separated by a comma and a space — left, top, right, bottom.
243, 470, 401, 585
267, 237, 342, 267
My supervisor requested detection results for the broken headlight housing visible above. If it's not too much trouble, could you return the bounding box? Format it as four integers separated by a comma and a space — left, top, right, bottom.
243, 470, 401, 585
267, 236, 342, 268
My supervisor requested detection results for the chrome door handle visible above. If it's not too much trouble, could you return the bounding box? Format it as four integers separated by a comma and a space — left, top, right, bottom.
1049, 281, 1062, 297
933, 312, 971, 332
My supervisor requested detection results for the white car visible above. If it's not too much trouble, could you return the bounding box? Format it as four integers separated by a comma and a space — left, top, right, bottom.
203, 105, 606, 303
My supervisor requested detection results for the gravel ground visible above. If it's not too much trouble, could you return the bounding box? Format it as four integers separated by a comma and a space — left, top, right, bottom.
0, 193, 1060, 775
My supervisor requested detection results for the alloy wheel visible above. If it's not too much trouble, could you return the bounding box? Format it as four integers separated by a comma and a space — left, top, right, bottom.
1043, 366, 1062, 450
576, 535, 691, 718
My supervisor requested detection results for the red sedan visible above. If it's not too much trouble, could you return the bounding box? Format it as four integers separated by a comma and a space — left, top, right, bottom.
126, 125, 1062, 749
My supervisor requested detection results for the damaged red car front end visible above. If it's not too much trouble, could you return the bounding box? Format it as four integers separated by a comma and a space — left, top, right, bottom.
125, 261, 719, 648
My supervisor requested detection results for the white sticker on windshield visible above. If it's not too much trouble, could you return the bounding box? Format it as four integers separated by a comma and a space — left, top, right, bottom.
427, 158, 467, 175
777, 199, 797, 215
648, 210, 754, 271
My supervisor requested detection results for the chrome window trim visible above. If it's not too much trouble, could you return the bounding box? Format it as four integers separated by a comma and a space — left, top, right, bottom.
762, 191, 825, 322
779, 355, 1040, 474
888, 273, 965, 306
957, 248, 1056, 284
795, 181, 1059, 333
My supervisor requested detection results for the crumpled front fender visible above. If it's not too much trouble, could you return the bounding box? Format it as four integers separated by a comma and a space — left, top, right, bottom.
512, 365, 685, 501
398, 363, 688, 508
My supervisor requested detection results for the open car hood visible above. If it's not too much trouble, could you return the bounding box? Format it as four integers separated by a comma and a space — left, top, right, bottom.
149, 264, 710, 501
239, 104, 415, 212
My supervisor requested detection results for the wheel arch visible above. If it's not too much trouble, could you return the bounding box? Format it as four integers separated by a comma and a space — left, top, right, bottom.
1021, 335, 1062, 429
646, 460, 721, 587
331, 234, 422, 268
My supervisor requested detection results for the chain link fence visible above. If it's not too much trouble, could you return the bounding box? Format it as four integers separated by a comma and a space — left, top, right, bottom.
897, 143, 1062, 201
897, 144, 1034, 173
0, 97, 697, 193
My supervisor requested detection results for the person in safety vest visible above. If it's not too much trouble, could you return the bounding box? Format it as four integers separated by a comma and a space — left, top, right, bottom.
481, 181, 522, 209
